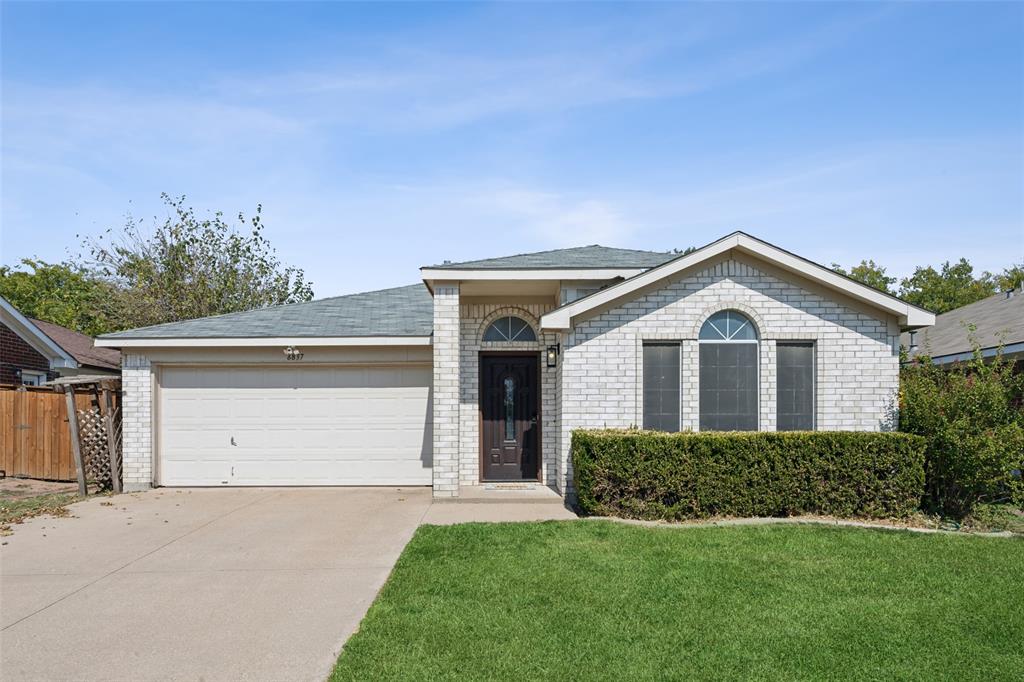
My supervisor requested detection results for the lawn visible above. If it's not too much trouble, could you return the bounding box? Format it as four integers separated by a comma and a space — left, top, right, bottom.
332, 521, 1023, 681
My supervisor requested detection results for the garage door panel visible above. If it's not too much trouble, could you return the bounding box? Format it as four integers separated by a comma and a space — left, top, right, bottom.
159, 365, 432, 486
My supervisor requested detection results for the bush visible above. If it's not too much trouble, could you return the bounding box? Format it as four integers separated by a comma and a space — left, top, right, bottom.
572, 430, 926, 521
900, 350, 1023, 517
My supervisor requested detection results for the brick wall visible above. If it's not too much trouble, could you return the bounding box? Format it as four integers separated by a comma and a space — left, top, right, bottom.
121, 353, 154, 491
0, 322, 54, 384
431, 284, 461, 497
557, 257, 901, 494
458, 303, 558, 488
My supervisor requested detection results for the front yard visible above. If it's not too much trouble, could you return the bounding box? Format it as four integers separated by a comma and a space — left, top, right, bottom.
332, 521, 1022, 681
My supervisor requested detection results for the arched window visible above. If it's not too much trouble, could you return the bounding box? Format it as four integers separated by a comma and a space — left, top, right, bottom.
483, 316, 537, 342
699, 309, 758, 341
699, 310, 758, 431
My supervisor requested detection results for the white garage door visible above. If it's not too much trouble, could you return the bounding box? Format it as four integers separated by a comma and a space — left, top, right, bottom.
158, 365, 432, 486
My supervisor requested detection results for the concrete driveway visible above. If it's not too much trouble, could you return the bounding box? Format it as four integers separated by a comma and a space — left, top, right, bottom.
1, 487, 432, 682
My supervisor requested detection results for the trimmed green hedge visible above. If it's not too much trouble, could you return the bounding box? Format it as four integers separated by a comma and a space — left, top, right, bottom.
572, 430, 926, 521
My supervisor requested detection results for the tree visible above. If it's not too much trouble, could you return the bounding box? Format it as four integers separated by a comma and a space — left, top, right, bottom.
84, 194, 313, 330
831, 259, 897, 295
898, 259, 996, 314
0, 259, 117, 336
996, 263, 1024, 292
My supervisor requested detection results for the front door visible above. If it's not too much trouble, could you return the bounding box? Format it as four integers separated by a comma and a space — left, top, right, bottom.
480, 354, 540, 481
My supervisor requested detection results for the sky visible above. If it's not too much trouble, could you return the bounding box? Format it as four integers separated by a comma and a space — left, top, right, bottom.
2, 1, 1023, 298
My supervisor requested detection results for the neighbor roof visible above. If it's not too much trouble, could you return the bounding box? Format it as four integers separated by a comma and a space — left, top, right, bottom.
427, 245, 677, 270
98, 284, 433, 340
901, 290, 1023, 361
31, 318, 121, 370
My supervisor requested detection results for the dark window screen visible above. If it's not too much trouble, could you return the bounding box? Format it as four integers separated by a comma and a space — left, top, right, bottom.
776, 342, 815, 431
699, 343, 758, 431
643, 343, 680, 431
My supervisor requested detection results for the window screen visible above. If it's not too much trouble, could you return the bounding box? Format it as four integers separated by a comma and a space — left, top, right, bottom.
643, 343, 680, 432
699, 343, 758, 431
776, 342, 815, 431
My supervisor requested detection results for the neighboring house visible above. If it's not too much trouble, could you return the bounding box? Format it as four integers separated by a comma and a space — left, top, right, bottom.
96, 232, 934, 496
900, 288, 1023, 366
0, 296, 121, 385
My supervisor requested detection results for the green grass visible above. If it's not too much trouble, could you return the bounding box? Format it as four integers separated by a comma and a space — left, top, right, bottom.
332, 521, 1023, 681
0, 491, 79, 535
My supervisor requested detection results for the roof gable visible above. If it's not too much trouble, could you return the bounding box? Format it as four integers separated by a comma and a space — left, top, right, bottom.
540, 232, 935, 331
0, 296, 78, 368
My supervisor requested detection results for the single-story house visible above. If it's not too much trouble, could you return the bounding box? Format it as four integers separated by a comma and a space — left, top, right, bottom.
0, 296, 121, 385
96, 232, 934, 497
900, 288, 1022, 367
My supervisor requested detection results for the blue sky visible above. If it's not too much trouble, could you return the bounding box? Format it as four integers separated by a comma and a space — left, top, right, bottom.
2, 1, 1022, 297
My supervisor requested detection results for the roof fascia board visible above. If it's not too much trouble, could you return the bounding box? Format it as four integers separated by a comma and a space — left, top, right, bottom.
0, 297, 78, 367
919, 341, 1024, 365
541, 233, 935, 330
420, 267, 646, 281
95, 336, 433, 349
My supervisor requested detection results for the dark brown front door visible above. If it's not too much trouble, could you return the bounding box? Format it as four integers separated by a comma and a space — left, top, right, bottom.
480, 354, 540, 481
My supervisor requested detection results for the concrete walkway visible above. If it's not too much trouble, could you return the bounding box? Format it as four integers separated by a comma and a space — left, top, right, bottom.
0, 487, 574, 681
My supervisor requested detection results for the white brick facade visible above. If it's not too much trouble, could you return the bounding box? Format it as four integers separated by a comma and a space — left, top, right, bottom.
431, 283, 461, 497
556, 257, 901, 494
121, 353, 154, 491
458, 303, 559, 489
112, 252, 903, 500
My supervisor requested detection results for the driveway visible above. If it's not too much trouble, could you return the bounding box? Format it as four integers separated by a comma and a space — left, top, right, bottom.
1, 487, 432, 681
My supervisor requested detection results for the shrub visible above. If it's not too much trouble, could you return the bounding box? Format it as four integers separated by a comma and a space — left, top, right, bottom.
900, 350, 1023, 517
572, 430, 926, 521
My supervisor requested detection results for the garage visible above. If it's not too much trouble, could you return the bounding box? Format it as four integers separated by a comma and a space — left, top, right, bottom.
158, 364, 432, 486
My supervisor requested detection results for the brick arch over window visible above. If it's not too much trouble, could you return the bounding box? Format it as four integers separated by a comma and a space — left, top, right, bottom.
478, 307, 542, 346
691, 302, 766, 340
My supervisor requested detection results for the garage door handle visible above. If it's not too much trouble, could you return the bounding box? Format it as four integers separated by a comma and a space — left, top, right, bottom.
231, 437, 237, 446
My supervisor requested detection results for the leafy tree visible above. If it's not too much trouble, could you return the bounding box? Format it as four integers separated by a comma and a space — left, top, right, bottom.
898, 259, 996, 314
996, 263, 1024, 292
0, 259, 117, 336
84, 193, 314, 330
831, 259, 897, 295
900, 341, 1023, 517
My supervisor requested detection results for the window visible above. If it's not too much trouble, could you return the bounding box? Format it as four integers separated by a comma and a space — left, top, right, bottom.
777, 342, 815, 431
504, 376, 516, 441
19, 370, 46, 386
643, 343, 680, 432
699, 311, 758, 431
483, 316, 537, 342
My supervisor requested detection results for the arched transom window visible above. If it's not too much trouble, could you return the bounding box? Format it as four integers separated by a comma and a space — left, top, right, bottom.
699, 310, 758, 431
483, 316, 537, 342
699, 309, 758, 341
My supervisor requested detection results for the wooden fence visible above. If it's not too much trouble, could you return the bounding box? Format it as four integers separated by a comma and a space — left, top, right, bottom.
0, 385, 92, 481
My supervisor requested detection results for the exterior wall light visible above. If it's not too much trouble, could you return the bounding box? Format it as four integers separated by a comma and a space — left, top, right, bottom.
546, 344, 560, 368
284, 346, 304, 361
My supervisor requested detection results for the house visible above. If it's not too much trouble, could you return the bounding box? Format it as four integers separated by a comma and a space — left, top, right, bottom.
0, 296, 120, 385
900, 288, 1022, 366
96, 232, 934, 496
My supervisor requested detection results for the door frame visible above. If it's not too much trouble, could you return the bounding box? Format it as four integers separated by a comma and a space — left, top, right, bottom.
478, 351, 542, 482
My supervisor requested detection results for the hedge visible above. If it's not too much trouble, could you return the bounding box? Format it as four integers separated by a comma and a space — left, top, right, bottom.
572, 430, 926, 521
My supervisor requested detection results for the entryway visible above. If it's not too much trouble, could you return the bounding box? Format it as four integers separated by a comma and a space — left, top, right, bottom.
479, 354, 540, 481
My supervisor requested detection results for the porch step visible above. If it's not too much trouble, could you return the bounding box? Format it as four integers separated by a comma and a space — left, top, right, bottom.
437, 484, 568, 505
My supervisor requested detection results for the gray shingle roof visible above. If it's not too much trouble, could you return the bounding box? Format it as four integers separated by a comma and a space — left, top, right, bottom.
99, 284, 433, 339
901, 290, 1023, 359
427, 244, 677, 270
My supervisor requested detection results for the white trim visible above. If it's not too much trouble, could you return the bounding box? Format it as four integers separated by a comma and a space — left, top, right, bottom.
96, 336, 433, 348
539, 233, 936, 331
19, 369, 46, 386
0, 296, 78, 368
421, 267, 645, 282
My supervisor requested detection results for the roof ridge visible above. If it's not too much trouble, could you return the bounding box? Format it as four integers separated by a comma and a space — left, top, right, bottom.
426, 244, 674, 269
